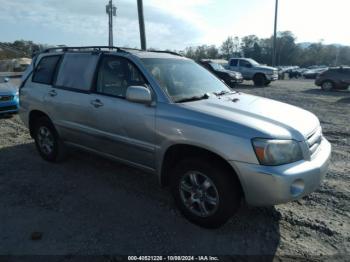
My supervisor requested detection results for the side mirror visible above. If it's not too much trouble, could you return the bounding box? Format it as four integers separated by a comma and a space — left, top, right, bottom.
4, 77, 9, 83
126, 86, 152, 104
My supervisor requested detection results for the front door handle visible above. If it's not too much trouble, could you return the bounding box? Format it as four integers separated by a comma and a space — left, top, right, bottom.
91, 99, 104, 108
48, 90, 57, 97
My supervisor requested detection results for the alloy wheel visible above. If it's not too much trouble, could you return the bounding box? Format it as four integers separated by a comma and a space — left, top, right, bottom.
37, 126, 54, 155
179, 171, 220, 218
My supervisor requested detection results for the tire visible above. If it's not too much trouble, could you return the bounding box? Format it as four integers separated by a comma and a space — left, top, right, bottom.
253, 74, 266, 87
170, 157, 242, 228
33, 117, 66, 162
321, 81, 334, 91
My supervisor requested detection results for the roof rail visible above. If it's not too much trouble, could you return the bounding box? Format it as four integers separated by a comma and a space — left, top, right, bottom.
148, 50, 183, 57
38, 46, 183, 57
42, 46, 127, 54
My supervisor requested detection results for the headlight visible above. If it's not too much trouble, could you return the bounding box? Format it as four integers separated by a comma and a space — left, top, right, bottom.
230, 73, 242, 78
252, 139, 303, 166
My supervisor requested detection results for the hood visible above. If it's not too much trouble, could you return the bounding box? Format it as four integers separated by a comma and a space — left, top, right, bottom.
0, 84, 18, 95
255, 65, 277, 71
183, 93, 319, 141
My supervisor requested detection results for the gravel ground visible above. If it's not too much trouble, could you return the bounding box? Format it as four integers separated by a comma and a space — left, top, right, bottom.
0, 79, 349, 260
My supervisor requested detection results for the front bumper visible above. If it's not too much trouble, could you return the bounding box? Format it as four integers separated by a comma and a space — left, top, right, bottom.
0, 99, 19, 114
266, 74, 279, 81
229, 77, 244, 84
231, 137, 331, 206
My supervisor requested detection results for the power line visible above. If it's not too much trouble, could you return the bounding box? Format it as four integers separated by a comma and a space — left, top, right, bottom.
0, 43, 28, 56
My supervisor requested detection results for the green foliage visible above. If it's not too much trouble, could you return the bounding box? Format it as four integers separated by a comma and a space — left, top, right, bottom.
183, 45, 220, 61
0, 40, 49, 59
2, 37, 350, 68
182, 31, 350, 67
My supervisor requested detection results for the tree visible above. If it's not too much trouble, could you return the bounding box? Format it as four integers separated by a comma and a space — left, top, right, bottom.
221, 37, 235, 60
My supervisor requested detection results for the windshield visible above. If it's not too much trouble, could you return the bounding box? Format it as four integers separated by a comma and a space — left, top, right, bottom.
210, 63, 225, 71
141, 58, 230, 102
246, 59, 260, 66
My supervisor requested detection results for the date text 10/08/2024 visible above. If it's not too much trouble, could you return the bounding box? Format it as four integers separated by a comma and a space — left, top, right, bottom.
128, 256, 220, 261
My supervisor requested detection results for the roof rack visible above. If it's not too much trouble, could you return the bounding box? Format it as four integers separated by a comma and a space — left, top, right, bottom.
38, 46, 183, 58
148, 50, 183, 57
42, 46, 127, 54
119, 47, 183, 57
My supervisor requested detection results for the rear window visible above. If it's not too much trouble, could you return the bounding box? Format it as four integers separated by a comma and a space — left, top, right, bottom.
32, 55, 61, 85
55, 53, 99, 91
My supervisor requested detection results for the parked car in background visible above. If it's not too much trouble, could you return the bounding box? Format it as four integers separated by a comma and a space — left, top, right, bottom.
315, 67, 350, 90
20, 47, 331, 228
199, 60, 243, 87
0, 77, 19, 115
303, 68, 328, 79
226, 58, 278, 86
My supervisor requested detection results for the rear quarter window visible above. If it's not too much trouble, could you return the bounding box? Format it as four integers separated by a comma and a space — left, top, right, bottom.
55, 53, 99, 91
32, 55, 61, 85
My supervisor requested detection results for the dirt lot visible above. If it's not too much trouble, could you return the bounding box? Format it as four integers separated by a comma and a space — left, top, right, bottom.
0, 79, 349, 259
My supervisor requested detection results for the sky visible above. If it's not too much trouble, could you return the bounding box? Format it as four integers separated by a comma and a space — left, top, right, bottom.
0, 0, 349, 50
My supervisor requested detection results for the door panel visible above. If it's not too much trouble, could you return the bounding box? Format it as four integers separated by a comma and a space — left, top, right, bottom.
238, 60, 252, 79
44, 88, 97, 147
88, 94, 156, 168
88, 55, 156, 169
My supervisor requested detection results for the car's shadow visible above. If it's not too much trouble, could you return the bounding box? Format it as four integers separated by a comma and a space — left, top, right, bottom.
234, 82, 265, 90
302, 88, 350, 97
0, 114, 15, 119
0, 143, 281, 257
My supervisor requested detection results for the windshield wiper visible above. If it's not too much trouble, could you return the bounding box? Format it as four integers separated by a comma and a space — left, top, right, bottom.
213, 90, 236, 97
175, 93, 210, 103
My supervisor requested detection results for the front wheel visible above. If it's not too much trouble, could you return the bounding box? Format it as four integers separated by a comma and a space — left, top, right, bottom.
171, 157, 242, 228
253, 74, 267, 87
321, 81, 334, 91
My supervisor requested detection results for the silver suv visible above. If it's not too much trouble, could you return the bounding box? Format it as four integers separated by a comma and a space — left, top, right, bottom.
227, 58, 278, 86
19, 47, 331, 228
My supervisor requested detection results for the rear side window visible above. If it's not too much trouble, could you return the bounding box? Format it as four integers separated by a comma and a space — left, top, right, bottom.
32, 55, 61, 85
55, 53, 99, 91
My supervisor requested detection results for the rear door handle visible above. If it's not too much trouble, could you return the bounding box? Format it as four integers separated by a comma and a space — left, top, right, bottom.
48, 90, 57, 97
91, 99, 104, 108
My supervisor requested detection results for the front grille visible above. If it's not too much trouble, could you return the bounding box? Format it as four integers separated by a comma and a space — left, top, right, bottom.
307, 127, 322, 156
0, 95, 13, 102
0, 105, 17, 112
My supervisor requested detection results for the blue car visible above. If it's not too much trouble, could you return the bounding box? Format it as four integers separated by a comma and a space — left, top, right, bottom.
0, 77, 19, 115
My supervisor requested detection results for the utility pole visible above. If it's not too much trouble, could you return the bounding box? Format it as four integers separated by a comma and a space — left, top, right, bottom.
106, 0, 117, 47
137, 0, 147, 50
272, 0, 279, 67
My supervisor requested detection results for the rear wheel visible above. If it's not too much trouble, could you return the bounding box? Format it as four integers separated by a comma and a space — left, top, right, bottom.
253, 74, 267, 87
321, 81, 334, 91
34, 117, 66, 162
171, 157, 242, 228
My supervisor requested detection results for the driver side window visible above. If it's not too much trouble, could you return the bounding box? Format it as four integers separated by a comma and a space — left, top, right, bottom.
96, 56, 147, 97
240, 60, 251, 68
